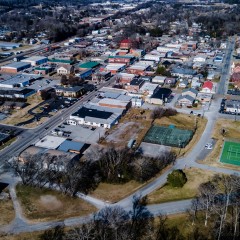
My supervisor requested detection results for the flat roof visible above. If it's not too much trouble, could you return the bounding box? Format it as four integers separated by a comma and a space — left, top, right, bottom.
0, 75, 33, 86
72, 106, 113, 119
58, 140, 85, 152
21, 56, 47, 62
1, 62, 31, 69
35, 135, 66, 149
79, 61, 100, 69
129, 64, 149, 70
151, 88, 172, 99
99, 98, 129, 107
130, 78, 145, 86
140, 82, 158, 92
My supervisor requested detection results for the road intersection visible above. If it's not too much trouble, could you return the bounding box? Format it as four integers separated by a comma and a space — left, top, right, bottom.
0, 39, 240, 235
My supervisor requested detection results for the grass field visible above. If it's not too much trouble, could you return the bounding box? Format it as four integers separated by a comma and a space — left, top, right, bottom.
0, 94, 44, 126
0, 198, 15, 226
148, 168, 215, 204
220, 141, 240, 166
16, 184, 97, 222
90, 181, 142, 203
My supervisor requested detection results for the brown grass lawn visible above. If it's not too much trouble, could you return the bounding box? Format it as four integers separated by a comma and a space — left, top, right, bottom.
154, 113, 207, 157
0, 137, 17, 151
203, 119, 240, 169
0, 232, 42, 240
16, 184, 97, 222
148, 168, 215, 204
90, 181, 142, 203
0, 197, 15, 226
162, 212, 212, 238
1, 94, 44, 126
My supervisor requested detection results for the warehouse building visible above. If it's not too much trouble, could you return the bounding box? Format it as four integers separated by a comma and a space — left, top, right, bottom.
0, 75, 33, 88
0, 42, 22, 49
21, 56, 48, 66
1, 62, 31, 73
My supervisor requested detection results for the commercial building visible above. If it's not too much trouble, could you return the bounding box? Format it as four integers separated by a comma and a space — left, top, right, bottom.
125, 78, 145, 93
127, 63, 151, 75
55, 86, 85, 98
0, 75, 34, 88
21, 56, 48, 66
1, 62, 31, 74
68, 105, 121, 129
79, 61, 100, 71
0, 42, 22, 49
92, 71, 111, 83
139, 82, 159, 96
108, 55, 135, 66
58, 140, 88, 154
35, 136, 66, 149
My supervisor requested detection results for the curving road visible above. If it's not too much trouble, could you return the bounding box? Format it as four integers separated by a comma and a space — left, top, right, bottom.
0, 38, 239, 235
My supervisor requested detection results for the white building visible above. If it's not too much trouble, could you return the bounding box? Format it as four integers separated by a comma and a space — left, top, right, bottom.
67, 106, 121, 129
21, 56, 48, 66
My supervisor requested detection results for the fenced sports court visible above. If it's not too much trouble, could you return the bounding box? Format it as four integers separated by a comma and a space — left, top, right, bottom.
143, 125, 194, 148
220, 141, 240, 166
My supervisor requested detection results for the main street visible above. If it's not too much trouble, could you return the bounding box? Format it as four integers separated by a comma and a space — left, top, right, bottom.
0, 76, 117, 172
218, 37, 235, 95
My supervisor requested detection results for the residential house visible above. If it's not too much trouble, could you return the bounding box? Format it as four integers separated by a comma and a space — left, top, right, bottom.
201, 81, 215, 94
152, 76, 166, 85
57, 65, 74, 75
171, 66, 197, 79
182, 88, 198, 99
178, 95, 195, 107
178, 80, 189, 88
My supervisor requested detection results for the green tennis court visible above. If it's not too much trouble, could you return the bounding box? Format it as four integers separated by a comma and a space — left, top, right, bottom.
220, 141, 240, 166
143, 125, 193, 148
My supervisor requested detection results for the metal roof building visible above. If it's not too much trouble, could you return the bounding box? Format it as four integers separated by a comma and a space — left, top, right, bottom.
1, 62, 31, 73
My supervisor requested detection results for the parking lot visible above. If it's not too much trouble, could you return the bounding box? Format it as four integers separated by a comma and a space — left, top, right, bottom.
51, 124, 105, 144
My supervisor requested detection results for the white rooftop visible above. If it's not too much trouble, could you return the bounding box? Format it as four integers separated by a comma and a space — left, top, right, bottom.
35, 135, 66, 149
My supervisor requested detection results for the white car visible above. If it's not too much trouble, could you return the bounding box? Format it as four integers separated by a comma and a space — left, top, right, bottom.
205, 143, 213, 149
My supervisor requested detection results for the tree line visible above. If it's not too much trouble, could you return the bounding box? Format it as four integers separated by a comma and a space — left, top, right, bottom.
8, 146, 176, 197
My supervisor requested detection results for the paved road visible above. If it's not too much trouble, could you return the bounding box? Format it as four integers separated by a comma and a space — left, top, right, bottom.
0, 38, 239, 235
218, 37, 235, 95
0, 76, 116, 172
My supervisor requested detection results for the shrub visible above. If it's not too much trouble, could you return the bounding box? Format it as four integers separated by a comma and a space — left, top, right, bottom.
167, 169, 187, 188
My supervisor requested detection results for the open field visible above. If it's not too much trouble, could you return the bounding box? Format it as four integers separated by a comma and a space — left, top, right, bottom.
91, 181, 142, 203
0, 232, 42, 240
202, 119, 240, 170
0, 196, 15, 226
90, 165, 173, 203
0, 94, 44, 126
16, 184, 97, 222
148, 168, 215, 204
